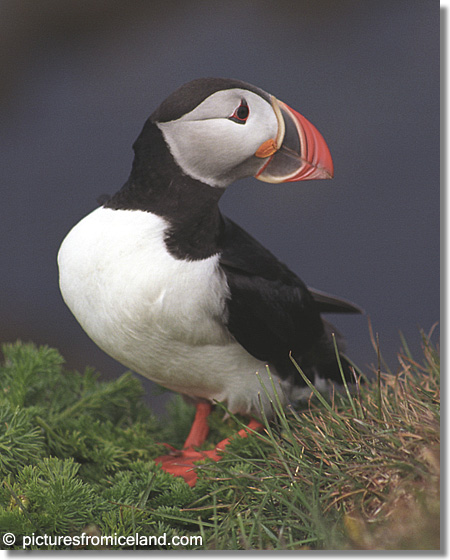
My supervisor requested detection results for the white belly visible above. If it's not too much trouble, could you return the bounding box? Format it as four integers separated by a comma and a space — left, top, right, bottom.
58, 207, 285, 416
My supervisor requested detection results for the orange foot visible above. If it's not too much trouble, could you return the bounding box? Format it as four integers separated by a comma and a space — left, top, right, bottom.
154, 402, 262, 487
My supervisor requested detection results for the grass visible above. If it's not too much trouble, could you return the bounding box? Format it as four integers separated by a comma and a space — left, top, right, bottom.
0, 330, 440, 550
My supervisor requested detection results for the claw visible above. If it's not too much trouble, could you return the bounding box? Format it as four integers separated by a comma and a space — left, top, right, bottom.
154, 404, 263, 486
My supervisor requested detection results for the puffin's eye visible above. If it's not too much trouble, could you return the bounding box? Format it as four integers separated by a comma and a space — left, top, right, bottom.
229, 100, 249, 124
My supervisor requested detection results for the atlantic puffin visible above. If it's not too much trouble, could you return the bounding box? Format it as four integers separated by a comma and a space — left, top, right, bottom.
58, 78, 360, 486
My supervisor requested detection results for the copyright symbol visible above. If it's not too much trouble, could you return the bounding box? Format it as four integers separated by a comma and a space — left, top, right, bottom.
3, 532, 16, 546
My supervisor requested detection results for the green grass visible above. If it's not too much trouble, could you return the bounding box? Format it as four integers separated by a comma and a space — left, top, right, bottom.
0, 332, 440, 550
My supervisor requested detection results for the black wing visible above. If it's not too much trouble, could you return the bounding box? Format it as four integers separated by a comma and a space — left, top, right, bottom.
308, 288, 364, 315
219, 216, 359, 385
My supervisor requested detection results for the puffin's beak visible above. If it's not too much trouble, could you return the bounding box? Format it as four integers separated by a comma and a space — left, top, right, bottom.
254, 96, 334, 183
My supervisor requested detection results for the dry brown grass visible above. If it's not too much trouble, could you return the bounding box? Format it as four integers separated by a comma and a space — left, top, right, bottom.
281, 328, 440, 549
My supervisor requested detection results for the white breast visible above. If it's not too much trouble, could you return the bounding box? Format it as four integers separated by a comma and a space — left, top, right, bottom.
58, 207, 286, 416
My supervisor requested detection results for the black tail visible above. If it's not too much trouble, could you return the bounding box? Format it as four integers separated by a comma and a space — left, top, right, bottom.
290, 319, 358, 388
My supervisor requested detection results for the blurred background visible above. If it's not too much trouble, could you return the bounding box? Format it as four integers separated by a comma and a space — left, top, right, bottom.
1, 1, 439, 414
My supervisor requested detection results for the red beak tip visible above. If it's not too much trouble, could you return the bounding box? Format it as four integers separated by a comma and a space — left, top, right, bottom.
321, 167, 334, 180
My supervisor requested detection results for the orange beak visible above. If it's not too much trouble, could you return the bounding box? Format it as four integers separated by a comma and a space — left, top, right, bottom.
254, 96, 334, 183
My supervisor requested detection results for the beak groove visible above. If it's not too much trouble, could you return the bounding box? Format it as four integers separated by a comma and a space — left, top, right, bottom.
271, 95, 285, 150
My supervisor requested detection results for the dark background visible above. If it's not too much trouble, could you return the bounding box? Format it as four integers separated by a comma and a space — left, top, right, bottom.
1, 1, 439, 414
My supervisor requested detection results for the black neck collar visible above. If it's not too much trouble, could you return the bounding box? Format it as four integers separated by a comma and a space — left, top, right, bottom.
104, 121, 226, 260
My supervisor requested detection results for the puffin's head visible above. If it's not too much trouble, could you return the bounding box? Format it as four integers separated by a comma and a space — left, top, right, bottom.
151, 78, 333, 188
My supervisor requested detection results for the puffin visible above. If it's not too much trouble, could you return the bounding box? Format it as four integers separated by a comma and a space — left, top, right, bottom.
58, 78, 360, 486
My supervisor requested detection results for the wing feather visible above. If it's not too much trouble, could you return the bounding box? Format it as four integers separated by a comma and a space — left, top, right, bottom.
219, 217, 355, 384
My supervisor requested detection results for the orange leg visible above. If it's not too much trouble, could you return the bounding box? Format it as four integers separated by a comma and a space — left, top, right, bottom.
154, 403, 263, 487
182, 401, 212, 449
206, 417, 263, 461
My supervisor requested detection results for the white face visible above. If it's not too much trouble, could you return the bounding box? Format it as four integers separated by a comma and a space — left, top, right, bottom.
157, 88, 278, 187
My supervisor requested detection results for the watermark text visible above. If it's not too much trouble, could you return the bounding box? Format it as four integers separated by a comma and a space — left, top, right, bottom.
2, 531, 202, 549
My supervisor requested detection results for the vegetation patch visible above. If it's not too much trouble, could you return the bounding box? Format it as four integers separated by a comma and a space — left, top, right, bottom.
0, 332, 440, 550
